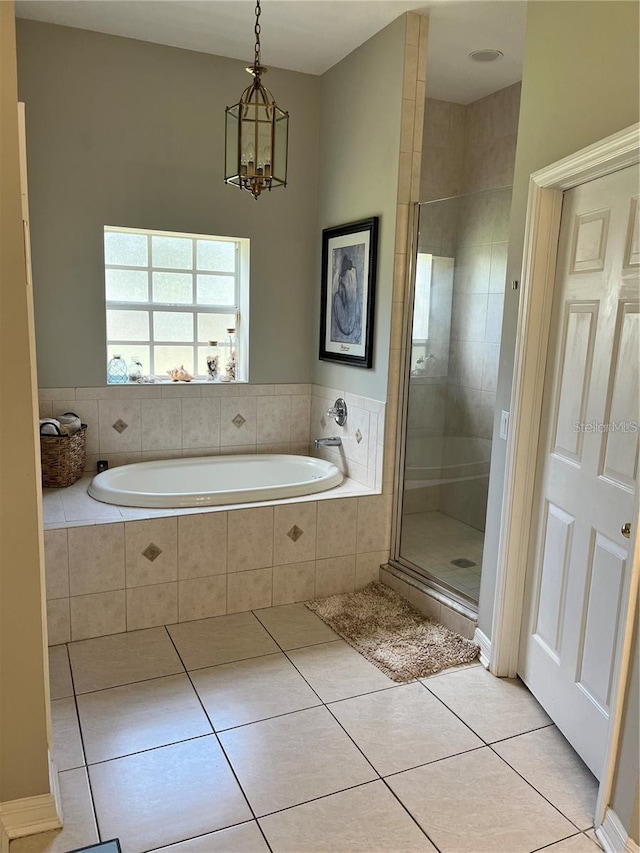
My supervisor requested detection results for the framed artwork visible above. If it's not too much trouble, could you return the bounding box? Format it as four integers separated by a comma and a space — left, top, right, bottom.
319, 217, 379, 368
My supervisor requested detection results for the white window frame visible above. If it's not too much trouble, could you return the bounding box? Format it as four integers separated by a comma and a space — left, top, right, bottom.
104, 225, 250, 381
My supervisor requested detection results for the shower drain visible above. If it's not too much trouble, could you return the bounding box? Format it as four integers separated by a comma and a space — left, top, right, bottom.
451, 558, 476, 568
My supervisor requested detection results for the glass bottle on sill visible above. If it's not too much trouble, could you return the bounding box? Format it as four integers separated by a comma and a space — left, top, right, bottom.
206, 341, 219, 381
107, 354, 128, 384
224, 327, 237, 381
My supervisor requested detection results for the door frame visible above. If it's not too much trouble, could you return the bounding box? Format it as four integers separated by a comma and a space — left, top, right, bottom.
489, 122, 640, 825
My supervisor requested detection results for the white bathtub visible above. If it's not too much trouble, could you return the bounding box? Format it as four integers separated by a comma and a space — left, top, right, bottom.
88, 454, 343, 508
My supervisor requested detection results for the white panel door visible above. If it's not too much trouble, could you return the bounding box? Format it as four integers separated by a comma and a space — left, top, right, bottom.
519, 165, 639, 780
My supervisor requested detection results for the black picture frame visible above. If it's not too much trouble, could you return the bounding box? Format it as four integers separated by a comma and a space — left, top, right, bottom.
319, 217, 378, 368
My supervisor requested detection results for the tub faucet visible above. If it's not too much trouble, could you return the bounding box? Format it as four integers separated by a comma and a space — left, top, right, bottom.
314, 437, 342, 449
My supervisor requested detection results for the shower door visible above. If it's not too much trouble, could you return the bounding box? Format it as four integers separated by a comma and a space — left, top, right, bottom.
394, 189, 511, 610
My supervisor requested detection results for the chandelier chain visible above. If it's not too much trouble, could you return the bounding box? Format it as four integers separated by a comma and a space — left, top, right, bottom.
254, 0, 262, 69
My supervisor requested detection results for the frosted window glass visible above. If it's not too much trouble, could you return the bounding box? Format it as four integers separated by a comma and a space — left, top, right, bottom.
197, 313, 237, 343
107, 310, 149, 342
197, 240, 235, 272
197, 276, 236, 306
105, 269, 149, 302
155, 346, 194, 376
107, 345, 150, 377
104, 232, 148, 267
152, 236, 193, 270
152, 272, 193, 304
153, 312, 193, 342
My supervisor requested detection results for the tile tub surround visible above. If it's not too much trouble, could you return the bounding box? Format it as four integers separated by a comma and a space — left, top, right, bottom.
43, 494, 393, 644
38, 382, 386, 490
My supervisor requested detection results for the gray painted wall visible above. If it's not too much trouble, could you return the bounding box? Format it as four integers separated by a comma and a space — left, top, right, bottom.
476, 1, 639, 840
16, 20, 321, 387
314, 16, 405, 401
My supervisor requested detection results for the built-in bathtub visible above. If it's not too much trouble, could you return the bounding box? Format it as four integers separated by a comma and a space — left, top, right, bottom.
88, 453, 343, 509
404, 435, 491, 488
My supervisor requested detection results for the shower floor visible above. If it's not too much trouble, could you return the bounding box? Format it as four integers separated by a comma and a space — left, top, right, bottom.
400, 510, 484, 602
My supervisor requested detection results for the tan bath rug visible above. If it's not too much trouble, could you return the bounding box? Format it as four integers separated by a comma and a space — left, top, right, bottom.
306, 581, 479, 682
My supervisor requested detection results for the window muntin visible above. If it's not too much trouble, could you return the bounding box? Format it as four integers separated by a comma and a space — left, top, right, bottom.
104, 226, 248, 380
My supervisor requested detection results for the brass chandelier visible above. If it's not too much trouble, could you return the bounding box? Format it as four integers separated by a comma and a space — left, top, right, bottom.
224, 0, 289, 199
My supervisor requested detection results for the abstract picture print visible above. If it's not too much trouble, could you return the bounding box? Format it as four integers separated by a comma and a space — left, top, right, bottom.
319, 217, 378, 368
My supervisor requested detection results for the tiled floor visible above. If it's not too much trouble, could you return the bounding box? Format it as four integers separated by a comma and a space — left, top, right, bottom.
17, 603, 600, 853
400, 511, 484, 601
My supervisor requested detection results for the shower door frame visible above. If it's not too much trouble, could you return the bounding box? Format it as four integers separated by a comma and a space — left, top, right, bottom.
389, 201, 479, 620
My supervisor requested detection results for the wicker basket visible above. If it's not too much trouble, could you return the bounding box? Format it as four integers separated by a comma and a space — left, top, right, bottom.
40, 424, 88, 488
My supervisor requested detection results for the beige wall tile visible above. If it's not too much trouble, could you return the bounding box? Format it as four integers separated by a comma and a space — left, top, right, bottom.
178, 575, 227, 622
273, 502, 317, 566
47, 597, 71, 645
316, 498, 357, 559
140, 399, 182, 451
290, 395, 311, 443
178, 512, 227, 579
315, 555, 356, 598
125, 517, 178, 587
181, 398, 221, 449
68, 523, 125, 596
228, 506, 274, 572
127, 583, 178, 630
227, 567, 273, 613
257, 396, 292, 444
71, 590, 126, 640
357, 495, 392, 553
45, 528, 69, 600
355, 551, 389, 588
272, 561, 316, 606
220, 397, 257, 446
97, 399, 142, 453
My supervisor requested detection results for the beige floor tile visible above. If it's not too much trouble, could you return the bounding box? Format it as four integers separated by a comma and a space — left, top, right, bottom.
424, 664, 551, 742
89, 736, 251, 853
191, 653, 320, 730
254, 602, 338, 650
219, 706, 376, 817
585, 829, 603, 848
493, 726, 598, 830
329, 682, 482, 775
68, 626, 183, 693
387, 747, 575, 853
51, 697, 84, 771
77, 673, 212, 763
155, 822, 270, 852
542, 835, 603, 852
287, 640, 395, 702
260, 780, 437, 852
48, 645, 73, 700
168, 611, 279, 670
10, 768, 98, 853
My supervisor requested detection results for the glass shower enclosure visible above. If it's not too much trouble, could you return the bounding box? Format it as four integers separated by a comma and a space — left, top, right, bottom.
393, 187, 511, 612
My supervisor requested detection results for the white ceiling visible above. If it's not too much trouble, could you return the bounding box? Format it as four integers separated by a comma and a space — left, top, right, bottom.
14, 0, 526, 103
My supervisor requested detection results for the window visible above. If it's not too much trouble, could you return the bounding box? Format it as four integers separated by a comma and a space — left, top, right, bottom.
104, 226, 249, 380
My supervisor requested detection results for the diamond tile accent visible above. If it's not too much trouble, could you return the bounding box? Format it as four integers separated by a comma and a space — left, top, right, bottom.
142, 543, 163, 562
112, 418, 128, 434
320, 415, 327, 429
232, 413, 246, 429
355, 429, 363, 444
287, 525, 304, 543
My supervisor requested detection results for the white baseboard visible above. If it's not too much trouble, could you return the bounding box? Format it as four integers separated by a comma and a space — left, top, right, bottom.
597, 808, 640, 853
0, 754, 62, 844
474, 627, 492, 669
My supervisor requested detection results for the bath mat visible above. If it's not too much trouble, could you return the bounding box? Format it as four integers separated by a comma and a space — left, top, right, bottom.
306, 581, 479, 682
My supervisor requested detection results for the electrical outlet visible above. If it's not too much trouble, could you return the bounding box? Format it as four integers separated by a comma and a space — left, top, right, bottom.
499, 410, 510, 440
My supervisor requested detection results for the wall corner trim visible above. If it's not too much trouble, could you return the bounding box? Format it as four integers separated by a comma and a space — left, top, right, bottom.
474, 627, 492, 669
597, 808, 640, 853
0, 755, 62, 842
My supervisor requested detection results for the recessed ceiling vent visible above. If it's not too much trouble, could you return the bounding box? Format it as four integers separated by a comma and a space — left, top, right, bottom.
468, 49, 504, 63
